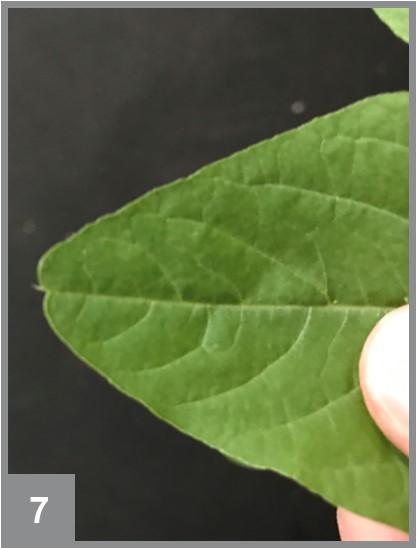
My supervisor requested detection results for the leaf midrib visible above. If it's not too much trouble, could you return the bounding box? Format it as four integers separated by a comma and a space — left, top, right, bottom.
41, 288, 393, 312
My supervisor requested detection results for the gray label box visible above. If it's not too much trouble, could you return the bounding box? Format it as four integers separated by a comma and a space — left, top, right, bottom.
4, 475, 75, 548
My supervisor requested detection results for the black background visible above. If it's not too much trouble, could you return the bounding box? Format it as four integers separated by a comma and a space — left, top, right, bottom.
9, 7, 408, 541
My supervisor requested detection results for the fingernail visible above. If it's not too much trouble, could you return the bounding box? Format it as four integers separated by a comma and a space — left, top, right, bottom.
361, 306, 409, 451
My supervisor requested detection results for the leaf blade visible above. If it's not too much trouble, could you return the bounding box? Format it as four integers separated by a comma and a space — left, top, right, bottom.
38, 92, 409, 531
374, 8, 409, 43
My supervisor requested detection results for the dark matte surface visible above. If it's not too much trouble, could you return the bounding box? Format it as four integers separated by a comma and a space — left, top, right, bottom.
8, 7, 408, 541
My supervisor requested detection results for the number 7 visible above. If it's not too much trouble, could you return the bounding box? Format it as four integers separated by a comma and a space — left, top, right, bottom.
30, 496, 48, 523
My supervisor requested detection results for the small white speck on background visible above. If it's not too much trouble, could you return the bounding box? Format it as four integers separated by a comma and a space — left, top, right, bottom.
376, 62, 388, 76
21, 219, 37, 235
290, 100, 306, 115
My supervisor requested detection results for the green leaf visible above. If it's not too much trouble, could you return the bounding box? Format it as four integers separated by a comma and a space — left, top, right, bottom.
38, 92, 409, 531
374, 8, 409, 43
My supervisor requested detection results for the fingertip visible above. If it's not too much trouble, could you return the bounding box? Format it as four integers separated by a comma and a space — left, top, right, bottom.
359, 305, 409, 455
337, 508, 409, 541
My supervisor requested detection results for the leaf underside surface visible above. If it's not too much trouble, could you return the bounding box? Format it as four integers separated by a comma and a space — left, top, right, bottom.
38, 92, 409, 531
374, 7, 409, 43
